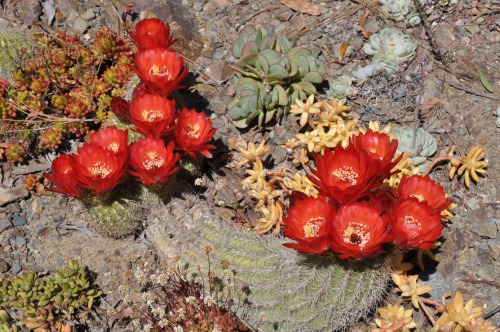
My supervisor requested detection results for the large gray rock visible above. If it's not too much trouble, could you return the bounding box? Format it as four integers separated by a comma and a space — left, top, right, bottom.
0, 186, 29, 207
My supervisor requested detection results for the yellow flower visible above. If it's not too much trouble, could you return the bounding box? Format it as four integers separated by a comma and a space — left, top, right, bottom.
290, 94, 322, 127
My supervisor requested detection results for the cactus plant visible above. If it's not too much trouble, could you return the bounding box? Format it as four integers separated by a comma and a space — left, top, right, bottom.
229, 25, 326, 128
393, 127, 437, 171
0, 259, 101, 331
148, 194, 392, 332
0, 29, 33, 81
89, 197, 141, 238
363, 28, 416, 75
326, 76, 358, 101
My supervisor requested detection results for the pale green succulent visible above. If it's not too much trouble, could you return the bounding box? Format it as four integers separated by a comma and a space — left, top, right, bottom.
379, 0, 421, 26
393, 127, 437, 171
363, 28, 417, 75
439, 0, 457, 6
229, 25, 325, 128
326, 75, 358, 101
148, 194, 392, 332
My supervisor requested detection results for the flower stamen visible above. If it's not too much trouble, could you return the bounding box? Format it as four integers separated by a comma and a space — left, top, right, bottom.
303, 217, 325, 238
186, 123, 201, 138
332, 166, 359, 185
143, 151, 165, 170
343, 222, 370, 248
88, 162, 112, 178
142, 109, 163, 122
403, 215, 422, 230
107, 143, 120, 153
148, 64, 172, 79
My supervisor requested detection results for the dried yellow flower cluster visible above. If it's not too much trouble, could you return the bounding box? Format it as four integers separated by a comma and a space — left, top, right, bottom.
448, 145, 489, 188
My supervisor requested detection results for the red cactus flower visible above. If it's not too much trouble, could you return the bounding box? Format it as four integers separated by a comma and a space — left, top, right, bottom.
129, 138, 180, 185
360, 189, 395, 215
308, 146, 383, 204
351, 130, 401, 165
130, 18, 176, 50
282, 192, 334, 255
329, 202, 392, 259
173, 108, 216, 158
389, 198, 443, 250
44, 154, 84, 197
131, 47, 188, 95
397, 175, 452, 213
89, 126, 128, 158
129, 93, 176, 137
110, 97, 130, 120
71, 143, 127, 195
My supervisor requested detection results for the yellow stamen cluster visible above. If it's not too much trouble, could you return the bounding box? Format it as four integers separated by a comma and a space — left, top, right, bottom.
148, 64, 172, 79
142, 109, 163, 122
88, 162, 111, 178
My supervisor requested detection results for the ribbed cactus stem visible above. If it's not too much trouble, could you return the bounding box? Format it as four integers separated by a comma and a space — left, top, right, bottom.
148, 195, 392, 332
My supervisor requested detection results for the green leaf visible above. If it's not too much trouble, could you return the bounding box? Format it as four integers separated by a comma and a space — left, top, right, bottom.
302, 71, 324, 84
477, 67, 494, 93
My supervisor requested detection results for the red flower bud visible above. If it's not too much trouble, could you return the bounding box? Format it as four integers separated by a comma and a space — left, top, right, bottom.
130, 18, 176, 50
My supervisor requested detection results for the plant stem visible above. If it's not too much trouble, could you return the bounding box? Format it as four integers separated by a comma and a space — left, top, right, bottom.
422, 156, 453, 176
419, 297, 436, 326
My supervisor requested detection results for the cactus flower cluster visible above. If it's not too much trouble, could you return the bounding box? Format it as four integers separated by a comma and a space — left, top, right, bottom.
44, 18, 216, 197
283, 130, 452, 259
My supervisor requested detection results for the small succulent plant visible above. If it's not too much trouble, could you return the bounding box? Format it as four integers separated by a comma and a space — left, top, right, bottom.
363, 28, 417, 75
326, 76, 358, 101
393, 127, 437, 171
0, 259, 101, 331
379, 0, 421, 26
229, 25, 325, 128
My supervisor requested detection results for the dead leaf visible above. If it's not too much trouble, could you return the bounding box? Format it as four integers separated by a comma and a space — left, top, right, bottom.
338, 42, 349, 62
420, 97, 440, 114
280, 0, 321, 16
356, 25, 372, 38
358, 11, 370, 26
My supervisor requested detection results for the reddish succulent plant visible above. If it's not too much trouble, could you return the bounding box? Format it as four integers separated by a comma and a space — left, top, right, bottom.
128, 137, 180, 185
130, 47, 188, 95
389, 198, 443, 250
397, 175, 452, 213
282, 192, 334, 254
130, 17, 176, 50
173, 108, 216, 159
89, 126, 129, 159
44, 154, 84, 197
329, 202, 391, 259
71, 143, 127, 195
128, 93, 176, 137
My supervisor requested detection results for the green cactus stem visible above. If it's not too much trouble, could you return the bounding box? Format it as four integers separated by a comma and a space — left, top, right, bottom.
148, 195, 392, 332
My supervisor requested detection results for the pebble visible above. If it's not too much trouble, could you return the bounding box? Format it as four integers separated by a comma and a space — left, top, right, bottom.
3, 245, 12, 252
193, 0, 204, 11
12, 214, 27, 226
0, 217, 12, 234
0, 259, 9, 273
15, 236, 27, 248
72, 16, 90, 34
81, 8, 95, 20
0, 186, 29, 207
11, 262, 21, 274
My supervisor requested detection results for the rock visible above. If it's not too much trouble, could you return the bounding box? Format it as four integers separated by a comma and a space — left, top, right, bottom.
465, 25, 481, 35
0, 186, 29, 207
11, 214, 27, 227
15, 236, 27, 248
72, 16, 89, 34
0, 217, 12, 234
5, 0, 42, 26
11, 262, 21, 274
206, 60, 234, 82
110, 0, 204, 60
54, 0, 78, 17
468, 208, 498, 239
81, 8, 96, 20
65, 9, 80, 24
0, 259, 9, 273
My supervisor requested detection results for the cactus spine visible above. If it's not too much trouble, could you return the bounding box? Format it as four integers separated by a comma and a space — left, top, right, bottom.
148, 195, 392, 332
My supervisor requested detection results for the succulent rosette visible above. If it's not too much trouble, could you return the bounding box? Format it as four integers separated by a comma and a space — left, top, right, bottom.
329, 202, 392, 259
129, 137, 180, 186
309, 146, 381, 204
71, 143, 128, 195
397, 175, 452, 213
282, 192, 334, 254
89, 126, 129, 159
131, 47, 188, 95
44, 154, 84, 197
129, 93, 176, 137
130, 17, 176, 50
173, 108, 216, 159
389, 198, 443, 250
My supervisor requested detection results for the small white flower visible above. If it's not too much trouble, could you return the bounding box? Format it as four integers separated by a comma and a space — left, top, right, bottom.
151, 305, 165, 318
131, 319, 141, 328
186, 296, 196, 304
142, 323, 153, 332
204, 295, 214, 306
135, 270, 147, 283
174, 325, 184, 332
117, 285, 127, 294
158, 318, 169, 328
176, 307, 185, 319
